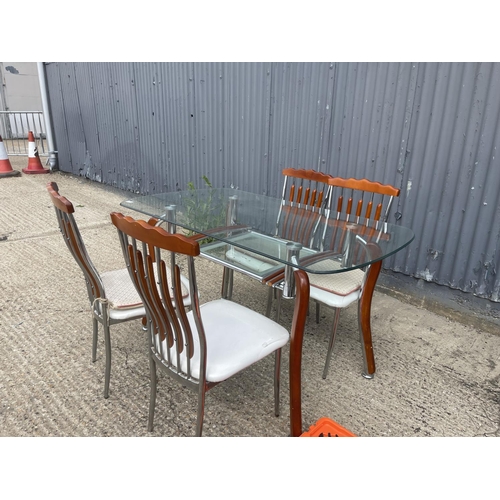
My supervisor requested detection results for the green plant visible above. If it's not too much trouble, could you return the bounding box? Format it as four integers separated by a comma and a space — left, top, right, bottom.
184, 176, 225, 244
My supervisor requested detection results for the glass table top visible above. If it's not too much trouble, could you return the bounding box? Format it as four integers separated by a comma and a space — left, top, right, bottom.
121, 188, 414, 275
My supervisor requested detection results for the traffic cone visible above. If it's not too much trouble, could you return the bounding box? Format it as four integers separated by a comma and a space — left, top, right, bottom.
0, 134, 21, 178
22, 131, 49, 174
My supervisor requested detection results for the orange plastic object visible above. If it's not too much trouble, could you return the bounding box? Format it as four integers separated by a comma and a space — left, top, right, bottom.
300, 417, 356, 437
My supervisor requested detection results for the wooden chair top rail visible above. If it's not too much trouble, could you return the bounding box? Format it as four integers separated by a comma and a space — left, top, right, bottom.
282, 168, 333, 185
280, 169, 400, 196
47, 181, 75, 214
110, 213, 200, 256
328, 176, 400, 196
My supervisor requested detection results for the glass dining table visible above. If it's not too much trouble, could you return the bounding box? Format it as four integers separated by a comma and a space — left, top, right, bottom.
121, 187, 414, 436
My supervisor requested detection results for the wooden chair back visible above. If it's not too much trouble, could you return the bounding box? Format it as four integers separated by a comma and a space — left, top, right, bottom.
321, 177, 400, 253
329, 176, 400, 222
110, 212, 203, 384
276, 168, 333, 248
46, 181, 105, 302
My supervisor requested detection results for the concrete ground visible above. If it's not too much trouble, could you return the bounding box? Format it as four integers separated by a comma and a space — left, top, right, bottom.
1, 157, 500, 438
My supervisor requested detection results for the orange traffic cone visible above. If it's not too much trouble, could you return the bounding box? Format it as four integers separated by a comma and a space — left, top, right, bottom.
22, 131, 49, 174
0, 134, 21, 178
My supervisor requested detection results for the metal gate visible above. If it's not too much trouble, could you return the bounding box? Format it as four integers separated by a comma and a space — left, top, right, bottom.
0, 111, 47, 156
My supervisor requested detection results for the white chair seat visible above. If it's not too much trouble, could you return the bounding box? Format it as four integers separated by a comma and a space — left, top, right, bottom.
160, 299, 289, 383
109, 305, 146, 321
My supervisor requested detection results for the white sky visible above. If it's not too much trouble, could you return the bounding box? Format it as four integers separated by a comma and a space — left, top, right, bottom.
4, 2, 495, 62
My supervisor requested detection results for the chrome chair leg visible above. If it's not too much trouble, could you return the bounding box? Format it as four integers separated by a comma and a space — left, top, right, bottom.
148, 356, 157, 432
275, 289, 282, 323
103, 321, 112, 399
274, 348, 281, 417
227, 269, 233, 300
92, 318, 98, 362
196, 385, 206, 437
265, 287, 273, 317
322, 308, 341, 379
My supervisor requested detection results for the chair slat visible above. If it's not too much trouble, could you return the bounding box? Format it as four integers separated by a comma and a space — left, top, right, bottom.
303, 187, 310, 206
296, 185, 303, 204
315, 191, 324, 209
365, 201, 373, 220
346, 197, 353, 216
336, 195, 343, 213
356, 199, 363, 218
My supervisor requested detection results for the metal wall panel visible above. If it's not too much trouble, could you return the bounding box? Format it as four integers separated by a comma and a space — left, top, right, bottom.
394, 62, 500, 301
221, 62, 273, 193
44, 62, 500, 302
268, 62, 335, 195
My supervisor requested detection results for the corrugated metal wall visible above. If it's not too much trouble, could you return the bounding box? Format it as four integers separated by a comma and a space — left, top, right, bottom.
44, 62, 500, 302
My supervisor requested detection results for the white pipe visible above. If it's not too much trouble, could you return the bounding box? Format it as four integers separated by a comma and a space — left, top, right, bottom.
37, 62, 58, 170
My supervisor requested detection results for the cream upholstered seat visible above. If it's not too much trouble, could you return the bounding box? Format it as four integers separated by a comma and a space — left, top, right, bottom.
101, 268, 144, 309
100, 267, 190, 320
307, 259, 364, 308
46, 182, 191, 398
111, 212, 289, 436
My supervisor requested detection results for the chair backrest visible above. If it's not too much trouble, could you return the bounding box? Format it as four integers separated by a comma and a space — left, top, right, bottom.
322, 177, 400, 253
110, 212, 204, 385
275, 168, 333, 248
329, 177, 400, 223
46, 181, 105, 303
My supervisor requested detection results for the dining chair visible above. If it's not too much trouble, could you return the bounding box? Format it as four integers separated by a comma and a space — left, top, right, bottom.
46, 182, 191, 398
258, 169, 333, 314
110, 212, 290, 436
264, 175, 400, 379
303, 177, 400, 379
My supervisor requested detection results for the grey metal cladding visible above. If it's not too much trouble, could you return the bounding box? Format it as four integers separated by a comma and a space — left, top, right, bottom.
400, 62, 500, 301
43, 61, 500, 302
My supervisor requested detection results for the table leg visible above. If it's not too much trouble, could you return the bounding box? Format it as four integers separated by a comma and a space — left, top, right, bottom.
220, 196, 238, 300
282, 242, 302, 298
289, 269, 309, 437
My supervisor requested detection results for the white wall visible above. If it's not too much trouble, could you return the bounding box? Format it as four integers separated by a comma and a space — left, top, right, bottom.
0, 62, 42, 111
